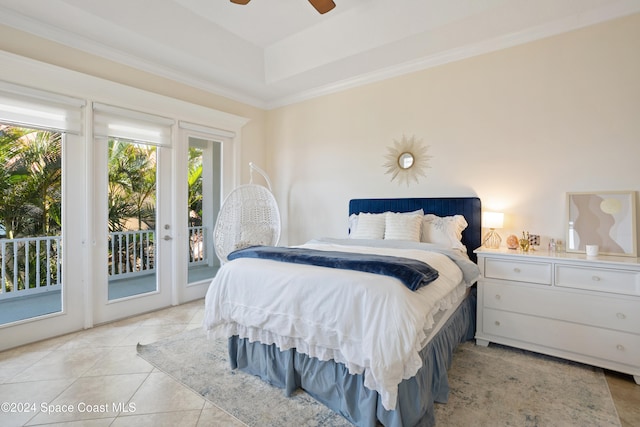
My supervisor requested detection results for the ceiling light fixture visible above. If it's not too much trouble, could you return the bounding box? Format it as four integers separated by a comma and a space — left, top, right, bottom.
308, 0, 336, 14
229, 0, 336, 14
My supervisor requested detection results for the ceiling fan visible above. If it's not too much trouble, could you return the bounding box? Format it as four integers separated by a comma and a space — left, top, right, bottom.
230, 0, 336, 15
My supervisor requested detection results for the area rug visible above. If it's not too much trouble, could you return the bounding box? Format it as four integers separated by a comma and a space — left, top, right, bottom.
137, 328, 621, 426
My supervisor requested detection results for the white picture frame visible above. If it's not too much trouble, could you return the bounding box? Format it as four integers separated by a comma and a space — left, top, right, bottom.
566, 191, 637, 257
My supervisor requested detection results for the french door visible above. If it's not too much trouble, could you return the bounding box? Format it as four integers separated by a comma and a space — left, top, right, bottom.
0, 83, 86, 351
91, 105, 175, 324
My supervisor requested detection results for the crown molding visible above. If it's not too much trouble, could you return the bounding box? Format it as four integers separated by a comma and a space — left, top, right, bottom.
267, 2, 640, 109
0, 6, 268, 109
2, 2, 639, 111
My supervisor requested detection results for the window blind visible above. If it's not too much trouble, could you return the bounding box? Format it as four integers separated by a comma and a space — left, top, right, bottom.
93, 103, 175, 146
178, 121, 235, 139
0, 80, 85, 134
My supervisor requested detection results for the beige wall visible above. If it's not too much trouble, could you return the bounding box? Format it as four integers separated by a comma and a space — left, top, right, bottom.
267, 13, 640, 248
2, 14, 639, 250
0, 24, 267, 184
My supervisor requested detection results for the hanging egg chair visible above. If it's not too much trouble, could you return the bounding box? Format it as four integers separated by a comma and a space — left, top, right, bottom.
213, 162, 281, 263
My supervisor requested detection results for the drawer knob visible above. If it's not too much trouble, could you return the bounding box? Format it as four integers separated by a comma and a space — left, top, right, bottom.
495, 294, 501, 300
592, 276, 601, 281
616, 312, 626, 320
513, 268, 521, 273
616, 344, 625, 351
494, 321, 501, 326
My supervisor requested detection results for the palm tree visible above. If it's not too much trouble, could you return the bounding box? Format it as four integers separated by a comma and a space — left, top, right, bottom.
0, 125, 19, 238
0, 125, 62, 291
0, 125, 62, 238
15, 130, 62, 236
187, 147, 203, 226
107, 139, 156, 232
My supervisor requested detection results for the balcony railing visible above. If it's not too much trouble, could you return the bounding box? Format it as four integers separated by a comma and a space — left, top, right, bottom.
0, 236, 61, 301
108, 230, 155, 281
0, 227, 209, 300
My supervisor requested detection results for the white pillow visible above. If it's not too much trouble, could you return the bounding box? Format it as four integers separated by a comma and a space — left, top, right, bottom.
422, 214, 468, 251
348, 213, 360, 235
349, 209, 423, 236
384, 213, 423, 242
350, 213, 386, 239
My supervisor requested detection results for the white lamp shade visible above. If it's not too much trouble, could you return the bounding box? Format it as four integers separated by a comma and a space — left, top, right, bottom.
483, 212, 504, 229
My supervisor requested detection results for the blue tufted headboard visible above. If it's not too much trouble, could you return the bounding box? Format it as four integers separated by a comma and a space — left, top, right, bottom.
349, 197, 482, 263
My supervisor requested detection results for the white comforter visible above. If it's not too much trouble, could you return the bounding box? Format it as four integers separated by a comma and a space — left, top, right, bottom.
203, 240, 476, 410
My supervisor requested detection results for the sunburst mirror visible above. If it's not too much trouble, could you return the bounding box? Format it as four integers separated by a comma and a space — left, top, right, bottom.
383, 135, 431, 186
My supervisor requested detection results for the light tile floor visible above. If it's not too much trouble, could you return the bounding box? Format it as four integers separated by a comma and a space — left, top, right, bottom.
1, 300, 638, 427
0, 300, 244, 427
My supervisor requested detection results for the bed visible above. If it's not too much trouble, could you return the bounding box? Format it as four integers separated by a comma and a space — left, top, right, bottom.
203, 197, 482, 426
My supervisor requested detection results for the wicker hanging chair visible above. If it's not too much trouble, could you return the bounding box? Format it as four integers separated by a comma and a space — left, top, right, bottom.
213, 163, 281, 263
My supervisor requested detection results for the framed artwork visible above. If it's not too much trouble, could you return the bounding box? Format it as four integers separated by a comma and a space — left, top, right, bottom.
566, 191, 637, 257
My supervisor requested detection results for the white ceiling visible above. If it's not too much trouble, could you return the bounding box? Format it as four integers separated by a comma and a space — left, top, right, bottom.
0, 0, 639, 109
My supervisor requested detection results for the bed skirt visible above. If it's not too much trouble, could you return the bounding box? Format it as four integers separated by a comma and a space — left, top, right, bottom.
228, 287, 477, 427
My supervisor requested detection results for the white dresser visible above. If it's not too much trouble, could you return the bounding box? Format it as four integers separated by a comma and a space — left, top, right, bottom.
474, 248, 640, 384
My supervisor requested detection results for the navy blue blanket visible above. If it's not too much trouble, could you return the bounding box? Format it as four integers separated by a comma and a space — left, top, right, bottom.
227, 246, 439, 291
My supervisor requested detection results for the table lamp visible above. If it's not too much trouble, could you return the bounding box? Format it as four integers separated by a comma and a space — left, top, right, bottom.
482, 212, 504, 249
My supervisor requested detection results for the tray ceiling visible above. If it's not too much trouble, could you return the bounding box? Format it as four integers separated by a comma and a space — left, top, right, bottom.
0, 0, 638, 108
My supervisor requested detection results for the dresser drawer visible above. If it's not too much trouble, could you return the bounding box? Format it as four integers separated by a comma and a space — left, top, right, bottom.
483, 309, 640, 368
484, 258, 552, 285
482, 282, 640, 334
555, 264, 640, 296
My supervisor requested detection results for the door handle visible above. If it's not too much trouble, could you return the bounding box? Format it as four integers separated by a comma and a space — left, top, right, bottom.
163, 235, 173, 241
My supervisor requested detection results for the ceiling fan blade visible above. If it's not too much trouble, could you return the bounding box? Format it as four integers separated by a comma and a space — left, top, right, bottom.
308, 0, 336, 14
230, 0, 251, 5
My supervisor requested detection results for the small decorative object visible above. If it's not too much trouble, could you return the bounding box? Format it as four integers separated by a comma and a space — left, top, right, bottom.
383, 134, 431, 186
481, 211, 504, 249
585, 244, 599, 257
548, 238, 557, 253
506, 234, 519, 250
528, 234, 540, 251
519, 231, 530, 252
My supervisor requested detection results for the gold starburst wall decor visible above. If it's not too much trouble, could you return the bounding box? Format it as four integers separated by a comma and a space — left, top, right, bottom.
383, 135, 432, 186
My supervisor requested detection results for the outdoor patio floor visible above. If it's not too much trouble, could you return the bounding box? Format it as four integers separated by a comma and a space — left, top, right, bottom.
0, 265, 218, 325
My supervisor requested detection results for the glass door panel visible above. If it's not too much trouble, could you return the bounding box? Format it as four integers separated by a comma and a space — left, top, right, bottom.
0, 125, 63, 325
107, 139, 158, 300
187, 137, 221, 285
